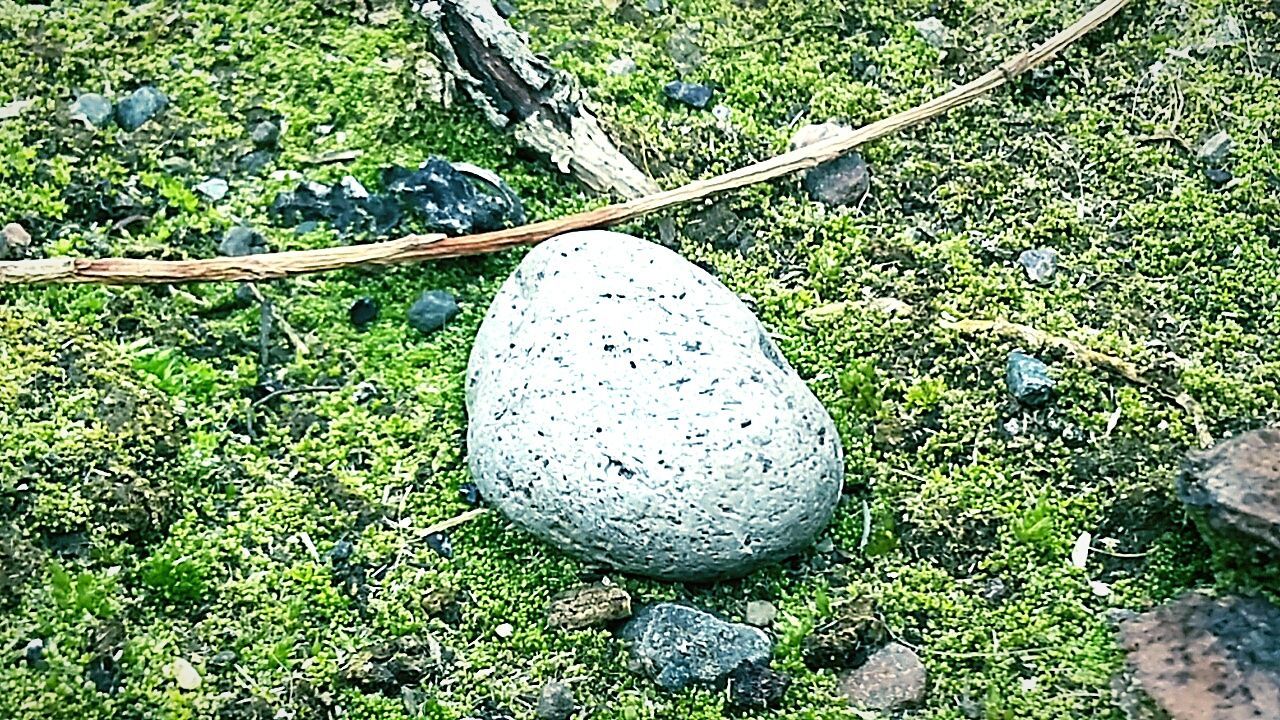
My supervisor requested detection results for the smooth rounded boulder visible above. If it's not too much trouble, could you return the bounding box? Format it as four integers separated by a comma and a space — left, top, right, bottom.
465, 231, 843, 580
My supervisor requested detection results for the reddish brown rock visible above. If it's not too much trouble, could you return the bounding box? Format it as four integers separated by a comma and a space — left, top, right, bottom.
1116, 592, 1280, 720
1177, 427, 1280, 555
837, 642, 927, 711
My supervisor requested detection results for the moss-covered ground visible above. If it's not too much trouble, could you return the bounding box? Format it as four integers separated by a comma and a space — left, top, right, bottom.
1, 0, 1277, 717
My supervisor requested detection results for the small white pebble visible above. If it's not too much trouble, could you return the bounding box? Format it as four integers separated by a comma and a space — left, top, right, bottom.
495, 622, 514, 638
1089, 580, 1113, 597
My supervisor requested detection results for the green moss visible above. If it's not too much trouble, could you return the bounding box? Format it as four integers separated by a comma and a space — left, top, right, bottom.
1, 0, 1278, 717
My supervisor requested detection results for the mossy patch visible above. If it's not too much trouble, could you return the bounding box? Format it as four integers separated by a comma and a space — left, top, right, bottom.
2, 0, 1278, 717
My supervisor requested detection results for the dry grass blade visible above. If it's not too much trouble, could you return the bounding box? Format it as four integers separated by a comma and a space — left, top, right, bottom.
0, 0, 1133, 286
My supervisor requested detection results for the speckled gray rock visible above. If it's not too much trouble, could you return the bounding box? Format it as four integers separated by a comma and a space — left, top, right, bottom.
620, 603, 771, 691
465, 231, 843, 580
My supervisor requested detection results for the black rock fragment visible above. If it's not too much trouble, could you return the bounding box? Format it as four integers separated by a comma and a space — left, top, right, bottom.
115, 86, 168, 132
727, 660, 791, 709
663, 81, 713, 109
1006, 351, 1054, 406
349, 297, 379, 329
218, 227, 268, 257
408, 290, 460, 335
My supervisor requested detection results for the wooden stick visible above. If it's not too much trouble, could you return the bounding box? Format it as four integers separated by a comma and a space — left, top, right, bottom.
0, 0, 1132, 286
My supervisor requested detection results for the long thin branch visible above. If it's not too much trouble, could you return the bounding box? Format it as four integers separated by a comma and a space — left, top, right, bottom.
0, 0, 1132, 286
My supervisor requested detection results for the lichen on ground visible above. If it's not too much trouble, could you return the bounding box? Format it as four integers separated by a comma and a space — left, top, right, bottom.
0, 0, 1278, 718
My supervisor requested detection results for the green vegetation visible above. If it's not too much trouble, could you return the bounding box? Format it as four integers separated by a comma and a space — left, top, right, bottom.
1, 0, 1277, 717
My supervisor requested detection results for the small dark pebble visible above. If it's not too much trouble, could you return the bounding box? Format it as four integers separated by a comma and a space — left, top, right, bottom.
349, 297, 379, 328
535, 680, 576, 720
329, 539, 355, 563
70, 93, 113, 128
426, 532, 453, 559
115, 85, 168, 132
494, 0, 517, 17
209, 650, 238, 670
663, 81, 713, 109
1205, 167, 1232, 186
408, 290, 460, 335
804, 153, 870, 206
458, 481, 483, 507
981, 577, 1008, 603
250, 120, 280, 148
218, 226, 268, 257
1006, 351, 1054, 406
727, 660, 791, 709
24, 639, 47, 670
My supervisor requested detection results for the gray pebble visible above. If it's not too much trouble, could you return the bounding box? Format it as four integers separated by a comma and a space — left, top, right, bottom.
195, 178, 229, 201
663, 81, 713, 109
408, 290, 460, 335
218, 226, 268, 257
1006, 351, 1054, 406
466, 231, 843, 580
115, 85, 168, 132
789, 123, 869, 206
620, 603, 771, 691
535, 680, 576, 720
913, 17, 949, 48
745, 600, 778, 627
69, 93, 113, 128
1018, 247, 1058, 284
250, 120, 281, 148
607, 57, 638, 77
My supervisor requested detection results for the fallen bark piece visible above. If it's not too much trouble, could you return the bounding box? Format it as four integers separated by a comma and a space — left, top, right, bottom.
1178, 427, 1280, 556
419, 0, 659, 201
546, 583, 632, 629
1115, 592, 1280, 720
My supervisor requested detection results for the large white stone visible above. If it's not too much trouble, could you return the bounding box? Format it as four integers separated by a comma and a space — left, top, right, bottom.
465, 231, 843, 580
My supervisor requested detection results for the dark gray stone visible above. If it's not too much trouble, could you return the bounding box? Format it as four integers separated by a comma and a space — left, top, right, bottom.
1018, 247, 1058, 283
663, 81, 713, 109
115, 85, 168, 131
837, 643, 928, 711
789, 123, 870, 206
620, 603, 771, 691
803, 154, 870, 206
1006, 351, 1054, 406
408, 290, 460, 335
218, 226, 268, 257
1205, 167, 1232, 186
466, 231, 843, 580
1116, 592, 1280, 720
250, 120, 280, 148
1178, 427, 1280, 555
727, 660, 791, 709
535, 680, 575, 720
70, 93, 113, 128
349, 297, 379, 328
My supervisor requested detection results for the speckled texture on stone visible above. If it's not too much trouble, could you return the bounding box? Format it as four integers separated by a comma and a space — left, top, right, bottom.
619, 603, 771, 691
465, 231, 843, 580
837, 642, 928, 711
1177, 427, 1280, 554
1116, 592, 1280, 720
